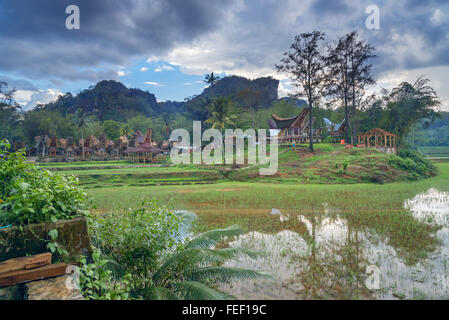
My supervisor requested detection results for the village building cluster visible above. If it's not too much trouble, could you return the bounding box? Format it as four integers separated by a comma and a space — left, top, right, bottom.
268, 111, 397, 153
25, 129, 168, 162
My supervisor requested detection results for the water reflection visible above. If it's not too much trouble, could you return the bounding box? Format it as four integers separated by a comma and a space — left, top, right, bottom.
219, 188, 449, 299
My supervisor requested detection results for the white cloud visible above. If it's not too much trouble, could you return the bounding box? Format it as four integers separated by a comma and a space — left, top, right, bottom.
14, 89, 63, 110
144, 81, 164, 87
154, 64, 174, 72
140, 67, 148, 72
376, 66, 449, 111
117, 70, 127, 76
277, 80, 295, 98
183, 82, 193, 86
430, 9, 446, 26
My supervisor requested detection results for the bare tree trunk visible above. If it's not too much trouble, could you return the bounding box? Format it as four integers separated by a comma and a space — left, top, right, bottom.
308, 95, 314, 152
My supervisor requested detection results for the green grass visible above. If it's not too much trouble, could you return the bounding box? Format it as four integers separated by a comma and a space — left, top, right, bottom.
87, 163, 449, 265
418, 146, 449, 158
45, 144, 437, 189
80, 161, 449, 299
37, 160, 132, 168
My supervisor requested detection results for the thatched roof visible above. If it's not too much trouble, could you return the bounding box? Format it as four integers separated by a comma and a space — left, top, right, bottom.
271, 108, 309, 129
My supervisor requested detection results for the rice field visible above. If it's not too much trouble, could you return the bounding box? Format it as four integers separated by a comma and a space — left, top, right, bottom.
36, 148, 449, 299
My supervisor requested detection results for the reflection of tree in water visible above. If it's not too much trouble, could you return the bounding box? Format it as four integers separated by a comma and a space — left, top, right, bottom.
296, 211, 372, 299
294, 191, 447, 299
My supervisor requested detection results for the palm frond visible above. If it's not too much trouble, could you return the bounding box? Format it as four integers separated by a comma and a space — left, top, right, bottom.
143, 286, 180, 300
174, 210, 197, 242
171, 281, 234, 300
186, 266, 271, 283
153, 247, 253, 282
185, 225, 243, 249
97, 252, 125, 281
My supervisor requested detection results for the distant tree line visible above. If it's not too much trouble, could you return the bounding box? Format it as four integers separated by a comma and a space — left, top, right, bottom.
0, 36, 444, 150
276, 30, 441, 151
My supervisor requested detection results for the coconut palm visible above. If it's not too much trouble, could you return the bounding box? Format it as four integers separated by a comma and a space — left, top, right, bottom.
73, 109, 93, 156
205, 97, 237, 130
161, 112, 174, 139
91, 210, 269, 300
143, 223, 268, 299
204, 72, 220, 87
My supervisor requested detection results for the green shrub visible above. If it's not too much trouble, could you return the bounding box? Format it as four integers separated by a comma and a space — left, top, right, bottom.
78, 249, 133, 300
90, 200, 182, 279
86, 201, 268, 300
387, 149, 437, 179
0, 140, 89, 225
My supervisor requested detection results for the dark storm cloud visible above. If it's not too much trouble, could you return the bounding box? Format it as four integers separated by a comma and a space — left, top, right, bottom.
0, 0, 236, 82
309, 0, 351, 16
0, 76, 37, 91
1, 0, 449, 89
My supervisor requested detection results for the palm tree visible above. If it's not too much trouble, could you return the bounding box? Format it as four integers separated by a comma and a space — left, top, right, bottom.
119, 123, 133, 138
73, 109, 93, 157
89, 210, 269, 300
144, 223, 268, 299
204, 72, 220, 87
205, 97, 237, 130
161, 112, 174, 139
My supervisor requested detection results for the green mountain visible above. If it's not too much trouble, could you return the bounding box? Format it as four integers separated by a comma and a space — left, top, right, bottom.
41, 76, 280, 122
43, 80, 161, 121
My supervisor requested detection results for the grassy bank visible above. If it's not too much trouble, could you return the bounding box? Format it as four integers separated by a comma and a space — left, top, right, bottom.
41, 144, 437, 187
86, 163, 448, 265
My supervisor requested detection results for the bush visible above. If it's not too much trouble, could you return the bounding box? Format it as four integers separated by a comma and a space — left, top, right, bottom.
0, 140, 89, 225
90, 200, 182, 279
85, 201, 268, 300
387, 149, 437, 180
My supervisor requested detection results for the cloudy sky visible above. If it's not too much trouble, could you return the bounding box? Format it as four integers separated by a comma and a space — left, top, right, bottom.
1, 0, 448, 110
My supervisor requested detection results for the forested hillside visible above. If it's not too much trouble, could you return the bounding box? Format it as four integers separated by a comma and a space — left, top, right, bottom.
42, 80, 160, 121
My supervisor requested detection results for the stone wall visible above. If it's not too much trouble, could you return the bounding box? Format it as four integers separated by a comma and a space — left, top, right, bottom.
0, 217, 92, 262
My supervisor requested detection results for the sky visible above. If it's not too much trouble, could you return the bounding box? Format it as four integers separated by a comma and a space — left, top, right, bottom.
0, 0, 448, 111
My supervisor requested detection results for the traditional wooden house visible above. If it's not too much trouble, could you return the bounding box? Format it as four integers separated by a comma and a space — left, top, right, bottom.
323, 118, 347, 141
95, 134, 108, 156
356, 128, 398, 154
124, 129, 165, 162
268, 108, 321, 144
64, 137, 76, 157
78, 137, 93, 157
46, 137, 59, 157
110, 135, 129, 156
33, 135, 49, 157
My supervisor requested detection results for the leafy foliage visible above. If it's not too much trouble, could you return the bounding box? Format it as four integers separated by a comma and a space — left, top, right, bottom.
388, 149, 437, 179
78, 249, 133, 300
0, 140, 89, 225
85, 201, 268, 300
205, 97, 238, 130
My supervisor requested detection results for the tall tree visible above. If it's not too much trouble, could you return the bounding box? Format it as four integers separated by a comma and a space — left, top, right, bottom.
380, 76, 441, 146
205, 97, 237, 130
327, 31, 376, 143
0, 81, 22, 142
204, 72, 220, 87
276, 31, 328, 152
348, 32, 376, 141
73, 108, 93, 156
161, 112, 174, 139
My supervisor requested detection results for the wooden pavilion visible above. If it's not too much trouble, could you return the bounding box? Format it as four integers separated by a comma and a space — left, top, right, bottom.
356, 128, 398, 153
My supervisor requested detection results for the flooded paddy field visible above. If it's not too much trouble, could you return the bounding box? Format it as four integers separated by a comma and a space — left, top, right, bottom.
89, 163, 449, 299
